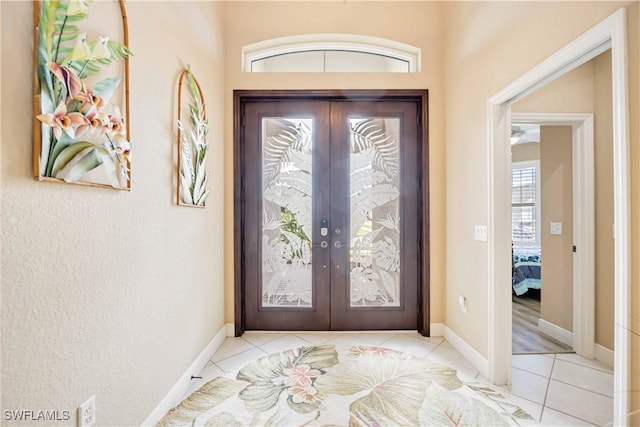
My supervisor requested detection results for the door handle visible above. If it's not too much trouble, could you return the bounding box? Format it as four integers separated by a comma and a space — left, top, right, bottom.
333, 227, 344, 248
312, 241, 329, 249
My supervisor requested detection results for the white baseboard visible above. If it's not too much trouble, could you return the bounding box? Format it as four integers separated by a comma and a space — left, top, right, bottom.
538, 318, 573, 347
429, 323, 445, 337
141, 324, 228, 426
594, 343, 614, 368
444, 326, 489, 379
225, 323, 235, 337
537, 319, 614, 367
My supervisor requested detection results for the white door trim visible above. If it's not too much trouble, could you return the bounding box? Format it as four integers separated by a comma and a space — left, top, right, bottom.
487, 8, 630, 425
511, 112, 595, 359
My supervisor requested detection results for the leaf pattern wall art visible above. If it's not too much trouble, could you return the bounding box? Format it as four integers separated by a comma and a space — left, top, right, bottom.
176, 66, 210, 207
33, 0, 132, 189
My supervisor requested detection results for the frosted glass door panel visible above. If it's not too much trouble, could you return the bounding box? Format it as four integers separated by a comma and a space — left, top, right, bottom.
261, 118, 314, 307
349, 118, 401, 307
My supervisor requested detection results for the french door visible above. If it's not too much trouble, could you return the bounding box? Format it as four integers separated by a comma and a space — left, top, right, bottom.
235, 91, 429, 333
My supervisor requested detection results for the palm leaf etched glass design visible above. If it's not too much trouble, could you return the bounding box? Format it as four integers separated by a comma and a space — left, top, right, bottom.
262, 118, 313, 307
349, 118, 401, 307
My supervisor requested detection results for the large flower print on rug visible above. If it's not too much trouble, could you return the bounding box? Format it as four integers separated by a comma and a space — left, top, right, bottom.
158, 345, 538, 426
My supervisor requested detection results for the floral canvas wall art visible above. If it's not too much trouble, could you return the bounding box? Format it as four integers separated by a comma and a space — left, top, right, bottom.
33, 0, 132, 189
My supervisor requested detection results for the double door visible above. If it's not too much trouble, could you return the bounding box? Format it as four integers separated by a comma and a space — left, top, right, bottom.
237, 92, 427, 332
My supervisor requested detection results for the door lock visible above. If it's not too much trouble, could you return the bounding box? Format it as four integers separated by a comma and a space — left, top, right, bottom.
320, 219, 329, 237
320, 241, 328, 249
334, 241, 343, 249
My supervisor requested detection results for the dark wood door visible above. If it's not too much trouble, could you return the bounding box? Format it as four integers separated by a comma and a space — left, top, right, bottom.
329, 101, 419, 330
236, 91, 427, 333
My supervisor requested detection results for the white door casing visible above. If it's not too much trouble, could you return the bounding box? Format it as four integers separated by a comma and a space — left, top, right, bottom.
487, 8, 630, 426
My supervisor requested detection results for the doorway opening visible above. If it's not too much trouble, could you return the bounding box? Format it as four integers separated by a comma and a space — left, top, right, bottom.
233, 90, 430, 335
509, 114, 597, 357
487, 8, 629, 425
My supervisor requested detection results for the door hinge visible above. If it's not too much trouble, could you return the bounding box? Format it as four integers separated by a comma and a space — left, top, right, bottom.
572, 245, 577, 253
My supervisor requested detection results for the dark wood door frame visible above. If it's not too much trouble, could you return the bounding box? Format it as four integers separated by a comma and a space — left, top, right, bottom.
233, 89, 430, 337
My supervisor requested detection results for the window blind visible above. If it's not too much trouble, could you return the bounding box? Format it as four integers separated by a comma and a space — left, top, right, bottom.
512, 165, 537, 243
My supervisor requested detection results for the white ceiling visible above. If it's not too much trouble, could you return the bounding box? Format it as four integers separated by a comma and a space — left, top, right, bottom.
511, 123, 540, 145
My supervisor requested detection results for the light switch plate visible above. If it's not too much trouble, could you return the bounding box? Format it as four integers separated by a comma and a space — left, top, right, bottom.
474, 225, 488, 242
550, 222, 562, 235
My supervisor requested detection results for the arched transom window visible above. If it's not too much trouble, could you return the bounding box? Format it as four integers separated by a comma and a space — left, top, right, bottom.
243, 34, 421, 73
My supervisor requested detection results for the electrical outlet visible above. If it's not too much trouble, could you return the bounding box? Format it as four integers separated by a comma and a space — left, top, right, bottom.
78, 396, 95, 427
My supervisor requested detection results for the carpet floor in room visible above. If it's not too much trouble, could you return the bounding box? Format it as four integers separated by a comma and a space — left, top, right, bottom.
157, 332, 613, 426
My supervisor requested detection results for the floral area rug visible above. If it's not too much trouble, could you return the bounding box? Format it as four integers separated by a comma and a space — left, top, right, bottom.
158, 344, 538, 426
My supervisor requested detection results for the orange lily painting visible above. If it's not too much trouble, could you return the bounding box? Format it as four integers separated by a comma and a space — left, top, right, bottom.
33, 0, 132, 189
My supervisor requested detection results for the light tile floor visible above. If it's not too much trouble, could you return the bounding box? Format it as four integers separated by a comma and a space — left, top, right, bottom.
183, 332, 614, 426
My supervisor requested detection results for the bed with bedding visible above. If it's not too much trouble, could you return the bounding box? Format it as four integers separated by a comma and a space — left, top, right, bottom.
512, 246, 541, 296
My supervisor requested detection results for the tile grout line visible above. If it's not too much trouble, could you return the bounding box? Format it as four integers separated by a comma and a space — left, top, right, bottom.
547, 377, 615, 399
542, 407, 601, 426
512, 365, 549, 380
241, 333, 284, 349
207, 336, 257, 365
510, 362, 554, 379
539, 357, 610, 426
538, 353, 556, 422
515, 351, 614, 374
209, 337, 277, 372
545, 352, 615, 399
555, 356, 614, 374
215, 348, 268, 374
512, 354, 614, 394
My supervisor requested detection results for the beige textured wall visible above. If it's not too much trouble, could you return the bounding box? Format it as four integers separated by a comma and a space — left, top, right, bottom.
1, 2, 226, 425
444, 5, 638, 409
513, 60, 594, 114
539, 126, 574, 332
222, 1, 448, 326
593, 51, 615, 350
511, 60, 596, 113
511, 142, 539, 163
